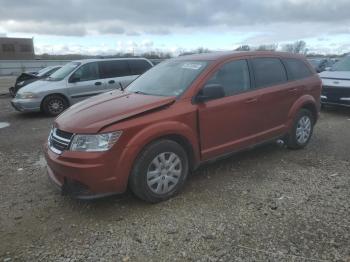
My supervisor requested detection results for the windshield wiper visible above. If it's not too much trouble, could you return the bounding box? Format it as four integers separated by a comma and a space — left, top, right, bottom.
133, 91, 150, 95
119, 82, 124, 91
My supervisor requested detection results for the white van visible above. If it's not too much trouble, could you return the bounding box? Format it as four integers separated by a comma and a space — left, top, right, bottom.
11, 58, 153, 116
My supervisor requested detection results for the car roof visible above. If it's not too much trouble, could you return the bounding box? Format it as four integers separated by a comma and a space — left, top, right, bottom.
73, 57, 151, 64
174, 51, 306, 62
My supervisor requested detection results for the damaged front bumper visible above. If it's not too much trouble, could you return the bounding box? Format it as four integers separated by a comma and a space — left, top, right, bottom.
47, 164, 117, 200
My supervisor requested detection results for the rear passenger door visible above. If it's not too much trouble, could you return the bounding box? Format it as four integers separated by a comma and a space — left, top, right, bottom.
67, 62, 106, 103
99, 60, 133, 91
250, 57, 299, 140
128, 59, 153, 80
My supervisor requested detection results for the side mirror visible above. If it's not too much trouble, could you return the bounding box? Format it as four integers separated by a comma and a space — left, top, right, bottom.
195, 84, 225, 103
69, 75, 80, 83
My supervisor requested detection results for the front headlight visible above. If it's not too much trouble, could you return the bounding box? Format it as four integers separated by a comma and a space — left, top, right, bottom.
17, 92, 38, 99
70, 131, 122, 152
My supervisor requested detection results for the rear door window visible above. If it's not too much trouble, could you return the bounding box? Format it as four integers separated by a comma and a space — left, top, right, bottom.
251, 58, 287, 88
128, 60, 152, 75
205, 59, 251, 96
99, 60, 131, 78
283, 58, 313, 80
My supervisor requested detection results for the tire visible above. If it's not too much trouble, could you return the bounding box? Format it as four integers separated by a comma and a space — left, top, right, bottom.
286, 109, 314, 149
129, 139, 189, 203
9, 87, 15, 97
42, 95, 69, 116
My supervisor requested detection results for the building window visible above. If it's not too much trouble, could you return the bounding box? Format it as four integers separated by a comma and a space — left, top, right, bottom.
20, 44, 33, 53
2, 44, 15, 52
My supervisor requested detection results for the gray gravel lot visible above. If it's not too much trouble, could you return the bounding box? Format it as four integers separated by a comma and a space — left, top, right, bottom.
0, 94, 349, 262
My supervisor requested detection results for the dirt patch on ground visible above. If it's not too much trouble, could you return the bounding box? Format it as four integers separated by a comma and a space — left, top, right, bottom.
0, 96, 349, 261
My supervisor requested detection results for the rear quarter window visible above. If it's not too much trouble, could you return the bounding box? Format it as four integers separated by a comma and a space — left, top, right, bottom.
283, 58, 313, 80
128, 60, 152, 75
251, 58, 287, 88
99, 60, 131, 78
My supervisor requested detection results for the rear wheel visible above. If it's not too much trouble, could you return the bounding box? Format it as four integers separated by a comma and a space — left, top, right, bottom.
129, 139, 189, 203
286, 109, 314, 149
42, 95, 68, 116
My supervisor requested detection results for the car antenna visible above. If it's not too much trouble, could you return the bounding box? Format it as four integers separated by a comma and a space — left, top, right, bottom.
119, 82, 124, 91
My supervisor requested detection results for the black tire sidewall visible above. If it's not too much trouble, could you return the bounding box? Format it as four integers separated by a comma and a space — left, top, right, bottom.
130, 139, 189, 203
288, 109, 314, 149
42, 95, 68, 116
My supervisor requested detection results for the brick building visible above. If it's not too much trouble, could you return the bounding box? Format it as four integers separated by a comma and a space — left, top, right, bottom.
0, 37, 35, 60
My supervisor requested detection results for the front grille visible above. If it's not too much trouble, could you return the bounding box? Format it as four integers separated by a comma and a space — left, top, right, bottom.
322, 85, 350, 102
55, 129, 73, 140
49, 128, 73, 154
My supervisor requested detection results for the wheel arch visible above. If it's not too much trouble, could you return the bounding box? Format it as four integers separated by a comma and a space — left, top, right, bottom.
300, 102, 318, 123
125, 121, 200, 172
150, 133, 197, 172
287, 95, 319, 128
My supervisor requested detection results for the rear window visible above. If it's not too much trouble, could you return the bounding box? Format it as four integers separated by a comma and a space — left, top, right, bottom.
251, 58, 287, 88
99, 60, 131, 78
283, 58, 313, 80
128, 60, 152, 75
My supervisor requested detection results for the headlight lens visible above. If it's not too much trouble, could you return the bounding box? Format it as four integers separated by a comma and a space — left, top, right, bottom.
70, 131, 122, 152
17, 92, 38, 99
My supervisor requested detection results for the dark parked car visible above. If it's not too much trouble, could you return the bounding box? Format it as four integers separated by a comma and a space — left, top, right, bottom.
9, 65, 62, 97
308, 58, 334, 73
319, 55, 350, 107
45, 51, 321, 202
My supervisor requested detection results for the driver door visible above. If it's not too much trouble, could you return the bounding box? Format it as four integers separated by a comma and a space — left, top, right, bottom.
67, 62, 106, 103
197, 59, 264, 160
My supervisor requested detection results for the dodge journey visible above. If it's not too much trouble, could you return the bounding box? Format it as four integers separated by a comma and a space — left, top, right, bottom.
45, 51, 321, 202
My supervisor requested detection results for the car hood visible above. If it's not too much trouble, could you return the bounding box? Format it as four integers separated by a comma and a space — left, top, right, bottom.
55, 91, 176, 133
17, 79, 64, 93
319, 71, 350, 80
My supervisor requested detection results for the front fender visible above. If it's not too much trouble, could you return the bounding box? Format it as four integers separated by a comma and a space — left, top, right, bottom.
114, 121, 200, 192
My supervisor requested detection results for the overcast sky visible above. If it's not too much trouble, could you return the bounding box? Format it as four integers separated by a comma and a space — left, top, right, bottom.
0, 0, 349, 55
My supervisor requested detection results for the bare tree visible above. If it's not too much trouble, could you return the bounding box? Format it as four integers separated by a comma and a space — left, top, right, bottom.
235, 45, 251, 51
282, 40, 307, 54
256, 44, 278, 51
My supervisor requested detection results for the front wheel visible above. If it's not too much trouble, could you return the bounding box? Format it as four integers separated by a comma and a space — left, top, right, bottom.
42, 95, 69, 116
286, 109, 314, 149
129, 139, 189, 203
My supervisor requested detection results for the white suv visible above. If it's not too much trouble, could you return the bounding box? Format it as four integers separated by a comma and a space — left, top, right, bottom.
319, 55, 350, 107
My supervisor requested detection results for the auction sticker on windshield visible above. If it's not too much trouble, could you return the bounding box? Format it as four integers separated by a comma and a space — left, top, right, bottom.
182, 63, 203, 70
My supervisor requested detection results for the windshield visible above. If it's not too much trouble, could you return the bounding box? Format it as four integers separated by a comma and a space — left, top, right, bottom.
37, 66, 56, 77
127, 60, 208, 96
308, 59, 321, 67
47, 62, 80, 81
331, 56, 350, 71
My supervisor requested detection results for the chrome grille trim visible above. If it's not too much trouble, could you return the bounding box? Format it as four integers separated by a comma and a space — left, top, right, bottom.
49, 128, 73, 155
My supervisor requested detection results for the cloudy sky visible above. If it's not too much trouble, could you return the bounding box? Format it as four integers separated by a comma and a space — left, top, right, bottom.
0, 0, 349, 55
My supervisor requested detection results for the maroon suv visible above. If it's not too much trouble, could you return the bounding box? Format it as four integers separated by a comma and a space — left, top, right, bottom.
45, 51, 321, 202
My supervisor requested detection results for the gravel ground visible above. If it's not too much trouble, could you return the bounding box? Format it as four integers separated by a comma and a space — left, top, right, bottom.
0, 94, 349, 262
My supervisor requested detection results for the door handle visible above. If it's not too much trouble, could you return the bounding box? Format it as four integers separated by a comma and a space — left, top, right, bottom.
95, 82, 102, 86
288, 88, 298, 93
108, 80, 115, 84
245, 98, 258, 104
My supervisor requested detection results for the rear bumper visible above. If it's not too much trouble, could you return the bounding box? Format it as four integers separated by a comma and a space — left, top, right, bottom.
11, 98, 41, 112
